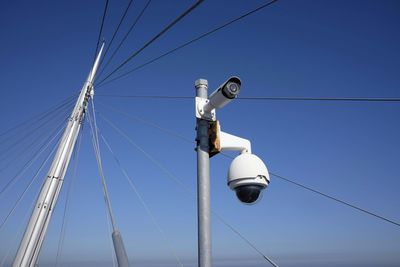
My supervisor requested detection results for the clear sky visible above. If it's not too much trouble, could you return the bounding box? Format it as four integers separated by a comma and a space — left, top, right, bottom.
0, 0, 399, 266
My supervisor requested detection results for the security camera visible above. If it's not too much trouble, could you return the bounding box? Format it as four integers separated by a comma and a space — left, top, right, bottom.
227, 153, 270, 205
214, 125, 270, 205
204, 76, 241, 112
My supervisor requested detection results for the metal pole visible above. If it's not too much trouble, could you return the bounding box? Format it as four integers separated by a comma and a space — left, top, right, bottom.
112, 230, 130, 267
13, 44, 105, 267
195, 79, 212, 267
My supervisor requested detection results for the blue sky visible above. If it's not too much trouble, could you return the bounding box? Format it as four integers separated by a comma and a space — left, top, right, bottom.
0, 0, 399, 266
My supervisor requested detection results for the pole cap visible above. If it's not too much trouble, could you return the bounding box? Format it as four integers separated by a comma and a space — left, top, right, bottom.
195, 78, 208, 89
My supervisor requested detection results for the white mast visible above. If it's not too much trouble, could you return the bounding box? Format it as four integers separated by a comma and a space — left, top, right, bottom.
13, 43, 105, 267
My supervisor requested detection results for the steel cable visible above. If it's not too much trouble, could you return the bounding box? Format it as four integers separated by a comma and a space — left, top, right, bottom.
96, 94, 400, 102
100, 104, 400, 228
88, 99, 117, 230
270, 172, 400, 227
92, 0, 110, 69
96, 0, 205, 86
100, 132, 185, 267
0, 120, 66, 196
0, 101, 73, 169
96, 0, 135, 78
0, 97, 74, 147
0, 127, 62, 231
96, 0, 152, 81
87, 111, 118, 267
0, 95, 75, 140
97, 0, 278, 88
99, 112, 279, 266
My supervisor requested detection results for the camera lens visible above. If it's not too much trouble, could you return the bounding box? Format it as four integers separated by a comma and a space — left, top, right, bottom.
228, 82, 239, 93
235, 185, 263, 204
223, 81, 241, 98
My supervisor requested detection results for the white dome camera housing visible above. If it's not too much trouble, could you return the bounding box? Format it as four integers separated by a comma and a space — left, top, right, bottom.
227, 153, 270, 205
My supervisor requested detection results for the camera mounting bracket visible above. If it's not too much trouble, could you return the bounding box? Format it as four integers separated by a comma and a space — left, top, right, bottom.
209, 120, 252, 157
195, 97, 216, 121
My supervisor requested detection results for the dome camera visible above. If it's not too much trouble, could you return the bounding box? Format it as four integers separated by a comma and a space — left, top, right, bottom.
227, 153, 270, 205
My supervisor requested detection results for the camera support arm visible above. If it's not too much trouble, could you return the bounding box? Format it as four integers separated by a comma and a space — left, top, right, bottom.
208, 120, 251, 157
220, 131, 252, 154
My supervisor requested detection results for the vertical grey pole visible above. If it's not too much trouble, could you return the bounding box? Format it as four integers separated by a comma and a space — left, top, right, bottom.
195, 79, 212, 267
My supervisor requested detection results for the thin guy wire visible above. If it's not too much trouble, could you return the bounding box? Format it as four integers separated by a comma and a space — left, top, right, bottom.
99, 113, 190, 190
99, 113, 278, 266
219, 152, 400, 228
98, 94, 191, 99
0, 180, 41, 267
100, 133, 184, 267
235, 96, 400, 102
86, 115, 118, 267
92, 0, 110, 68
0, 125, 68, 267
95, 109, 277, 264
97, 0, 278, 87
270, 172, 400, 227
100, 106, 400, 228
97, 0, 135, 75
0, 112, 69, 192
100, 0, 134, 60
0, 97, 74, 151
96, 94, 400, 102
97, 0, 205, 86
0, 97, 73, 149
0, 109, 70, 174
91, 99, 117, 230
0, 102, 73, 169
0, 95, 75, 139
87, 101, 117, 230
0, 126, 62, 232
55, 131, 83, 267
212, 212, 278, 266
97, 0, 152, 81
0, 122, 67, 196
98, 102, 193, 143
0, 99, 73, 155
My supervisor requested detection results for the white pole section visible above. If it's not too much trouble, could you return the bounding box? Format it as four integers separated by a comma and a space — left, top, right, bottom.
13, 43, 105, 267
